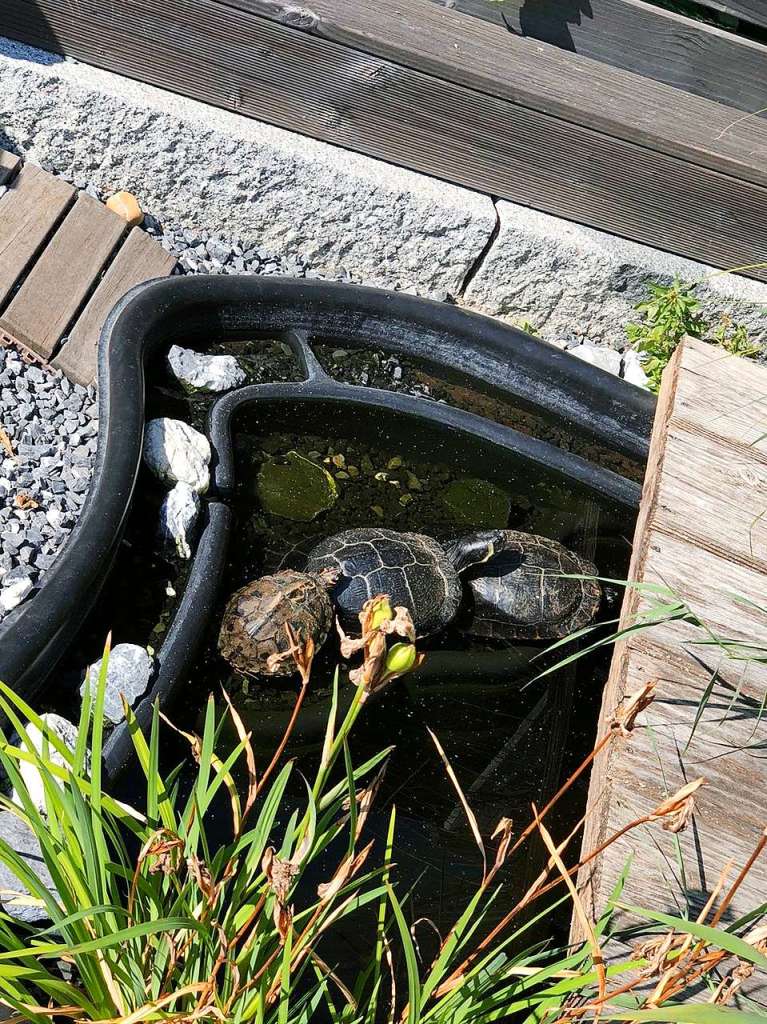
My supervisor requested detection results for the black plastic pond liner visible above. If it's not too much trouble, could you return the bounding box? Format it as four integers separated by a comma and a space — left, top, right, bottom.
0, 277, 654, 777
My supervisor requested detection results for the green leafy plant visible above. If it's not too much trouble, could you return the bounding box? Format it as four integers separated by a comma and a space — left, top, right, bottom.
0, 604, 765, 1023
626, 280, 761, 393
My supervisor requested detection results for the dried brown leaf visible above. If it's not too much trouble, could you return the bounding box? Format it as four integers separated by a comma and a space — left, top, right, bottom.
0, 426, 14, 459
651, 777, 704, 833
429, 727, 486, 879
611, 680, 656, 737
13, 491, 38, 510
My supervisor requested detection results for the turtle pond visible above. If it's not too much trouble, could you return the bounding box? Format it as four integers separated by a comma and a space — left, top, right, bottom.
47, 331, 639, 956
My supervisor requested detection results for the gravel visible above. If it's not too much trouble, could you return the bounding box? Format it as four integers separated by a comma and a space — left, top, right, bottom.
0, 348, 98, 621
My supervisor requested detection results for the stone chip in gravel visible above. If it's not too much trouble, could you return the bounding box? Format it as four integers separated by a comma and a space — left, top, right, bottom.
82, 643, 154, 725
143, 417, 211, 493
167, 344, 246, 392
159, 481, 200, 559
0, 574, 33, 612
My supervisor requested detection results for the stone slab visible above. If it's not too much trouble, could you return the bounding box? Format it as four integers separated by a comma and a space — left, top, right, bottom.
464, 200, 767, 348
0, 37, 496, 298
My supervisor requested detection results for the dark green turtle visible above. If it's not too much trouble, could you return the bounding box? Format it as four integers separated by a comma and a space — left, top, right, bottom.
305, 527, 462, 637
443, 529, 601, 641
218, 569, 335, 677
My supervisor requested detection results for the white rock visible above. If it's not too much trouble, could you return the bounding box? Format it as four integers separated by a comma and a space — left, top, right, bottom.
143, 417, 211, 493
159, 481, 200, 559
622, 349, 650, 389
569, 342, 622, 376
82, 643, 154, 725
0, 576, 33, 613
167, 345, 246, 392
13, 713, 79, 814
0, 811, 56, 922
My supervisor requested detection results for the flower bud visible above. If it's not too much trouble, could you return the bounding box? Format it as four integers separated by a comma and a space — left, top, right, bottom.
385, 642, 417, 675
369, 598, 393, 630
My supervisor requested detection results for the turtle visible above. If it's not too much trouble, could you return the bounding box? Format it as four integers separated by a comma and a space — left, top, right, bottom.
304, 527, 462, 638
218, 569, 336, 677
442, 529, 601, 641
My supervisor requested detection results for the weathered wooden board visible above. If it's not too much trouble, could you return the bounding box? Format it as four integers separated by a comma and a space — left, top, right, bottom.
694, 0, 767, 29
0, 150, 21, 185
54, 227, 176, 384
576, 338, 767, 976
5, 0, 767, 279
0, 193, 125, 359
423, 0, 767, 114
0, 164, 74, 309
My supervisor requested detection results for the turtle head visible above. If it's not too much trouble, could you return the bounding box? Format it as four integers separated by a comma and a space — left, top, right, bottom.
443, 530, 505, 573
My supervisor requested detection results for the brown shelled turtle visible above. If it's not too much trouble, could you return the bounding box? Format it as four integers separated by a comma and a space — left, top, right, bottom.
443, 529, 601, 641
218, 569, 336, 677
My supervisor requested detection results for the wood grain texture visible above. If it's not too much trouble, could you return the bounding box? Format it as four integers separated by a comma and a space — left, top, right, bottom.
576, 338, 767, 995
229, 0, 767, 186
424, 0, 767, 114
54, 227, 176, 384
694, 0, 767, 29
0, 163, 74, 309
5, 0, 767, 280
0, 193, 125, 359
0, 150, 21, 185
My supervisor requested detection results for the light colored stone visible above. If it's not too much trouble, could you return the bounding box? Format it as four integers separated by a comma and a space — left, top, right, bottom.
0, 38, 495, 297
568, 342, 622, 376
82, 643, 154, 725
143, 417, 211, 493
13, 713, 79, 814
622, 349, 650, 389
464, 200, 767, 348
0, 575, 33, 612
0, 810, 56, 922
167, 345, 246, 392
159, 481, 200, 559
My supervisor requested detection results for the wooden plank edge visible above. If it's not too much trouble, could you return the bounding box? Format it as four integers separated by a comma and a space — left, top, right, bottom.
0, 149, 21, 186
571, 341, 684, 939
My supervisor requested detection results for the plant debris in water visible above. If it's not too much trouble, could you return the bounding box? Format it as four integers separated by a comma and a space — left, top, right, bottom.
256, 450, 338, 521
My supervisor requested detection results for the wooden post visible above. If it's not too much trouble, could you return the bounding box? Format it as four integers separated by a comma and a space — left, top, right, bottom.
576, 337, 767, 992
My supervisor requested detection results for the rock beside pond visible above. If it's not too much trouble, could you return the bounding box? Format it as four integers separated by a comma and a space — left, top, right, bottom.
622, 349, 650, 389
159, 481, 200, 559
569, 342, 622, 376
0, 573, 33, 612
257, 451, 338, 521
82, 643, 154, 725
143, 417, 211, 493
167, 344, 246, 392
0, 810, 55, 922
13, 713, 79, 814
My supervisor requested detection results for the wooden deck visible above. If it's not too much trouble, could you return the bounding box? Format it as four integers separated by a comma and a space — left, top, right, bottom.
4, 0, 767, 279
0, 150, 176, 384
577, 336, 767, 993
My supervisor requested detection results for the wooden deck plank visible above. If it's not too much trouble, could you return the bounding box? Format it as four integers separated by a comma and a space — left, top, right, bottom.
53, 227, 177, 384
422, 0, 767, 115
4, 0, 767, 280
228, 0, 767, 188
0, 150, 21, 185
576, 338, 767, 990
0, 193, 125, 360
0, 164, 75, 309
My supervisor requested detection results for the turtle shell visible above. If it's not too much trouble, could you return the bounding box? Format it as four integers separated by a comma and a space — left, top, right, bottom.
218, 570, 334, 677
460, 530, 601, 641
305, 527, 461, 637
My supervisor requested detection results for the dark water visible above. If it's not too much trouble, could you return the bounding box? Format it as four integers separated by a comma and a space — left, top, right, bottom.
56, 339, 636, 955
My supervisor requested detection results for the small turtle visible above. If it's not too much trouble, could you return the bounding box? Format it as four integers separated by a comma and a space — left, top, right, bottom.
443, 529, 601, 641
218, 569, 336, 677
305, 527, 461, 637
